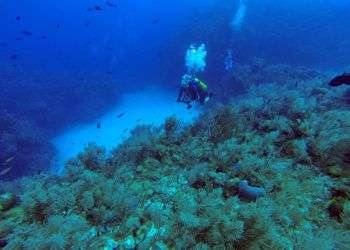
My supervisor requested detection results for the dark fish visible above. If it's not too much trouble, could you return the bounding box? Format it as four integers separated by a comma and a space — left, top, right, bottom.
117, 113, 125, 118
97, 122, 101, 129
89, 5, 103, 11
106, 1, 117, 7
106, 71, 113, 75
152, 17, 160, 24
16, 16, 21, 21
136, 118, 142, 122
0, 167, 12, 176
56, 24, 60, 29
329, 73, 350, 87
41, 35, 47, 39
15, 37, 23, 41
106, 47, 114, 51
21, 30, 33, 36
10, 54, 18, 60
4, 157, 15, 164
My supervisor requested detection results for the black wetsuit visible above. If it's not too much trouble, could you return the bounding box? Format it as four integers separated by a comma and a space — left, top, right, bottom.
177, 78, 209, 108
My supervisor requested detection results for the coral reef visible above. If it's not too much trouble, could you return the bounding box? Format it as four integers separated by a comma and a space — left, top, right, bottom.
0, 110, 54, 180
0, 64, 122, 180
1, 64, 350, 249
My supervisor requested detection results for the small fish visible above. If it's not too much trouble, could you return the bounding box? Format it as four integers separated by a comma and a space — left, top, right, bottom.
106, 71, 113, 75
152, 17, 160, 24
106, 1, 117, 7
123, 128, 128, 132
21, 30, 33, 36
329, 73, 350, 87
136, 118, 142, 122
106, 47, 114, 51
9, 54, 18, 60
0, 167, 12, 176
89, 5, 103, 11
230, 163, 240, 169
117, 113, 125, 118
41, 35, 47, 39
97, 122, 101, 129
15, 37, 22, 41
16, 16, 21, 21
56, 24, 60, 29
4, 157, 15, 164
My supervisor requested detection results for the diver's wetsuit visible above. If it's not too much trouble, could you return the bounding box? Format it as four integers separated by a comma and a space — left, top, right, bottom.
177, 76, 209, 108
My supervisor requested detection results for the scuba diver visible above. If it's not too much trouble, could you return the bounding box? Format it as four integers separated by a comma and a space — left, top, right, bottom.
177, 74, 212, 109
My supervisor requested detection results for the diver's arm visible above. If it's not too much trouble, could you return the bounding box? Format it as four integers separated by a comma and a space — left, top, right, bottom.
177, 87, 188, 103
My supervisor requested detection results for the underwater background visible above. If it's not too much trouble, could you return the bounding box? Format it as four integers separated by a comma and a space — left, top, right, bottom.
0, 0, 350, 249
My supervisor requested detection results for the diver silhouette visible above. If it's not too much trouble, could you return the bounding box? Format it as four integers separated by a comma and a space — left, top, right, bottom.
177, 74, 212, 109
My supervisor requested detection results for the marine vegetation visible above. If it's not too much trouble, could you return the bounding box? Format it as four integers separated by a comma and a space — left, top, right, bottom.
0, 109, 54, 180
1, 64, 350, 249
0, 65, 122, 179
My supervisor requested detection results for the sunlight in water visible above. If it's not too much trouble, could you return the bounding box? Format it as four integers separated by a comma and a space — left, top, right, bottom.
231, 0, 246, 32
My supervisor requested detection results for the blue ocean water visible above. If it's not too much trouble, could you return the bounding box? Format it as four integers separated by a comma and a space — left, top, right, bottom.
1, 0, 349, 179
0, 0, 350, 250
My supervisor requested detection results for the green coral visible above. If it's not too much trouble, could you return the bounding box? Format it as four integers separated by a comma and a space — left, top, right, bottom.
1, 64, 350, 248
209, 106, 236, 144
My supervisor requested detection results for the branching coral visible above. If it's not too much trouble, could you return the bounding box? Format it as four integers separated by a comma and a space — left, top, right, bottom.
0, 109, 54, 180
77, 143, 107, 171
164, 116, 179, 138
1, 64, 349, 249
208, 106, 236, 144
